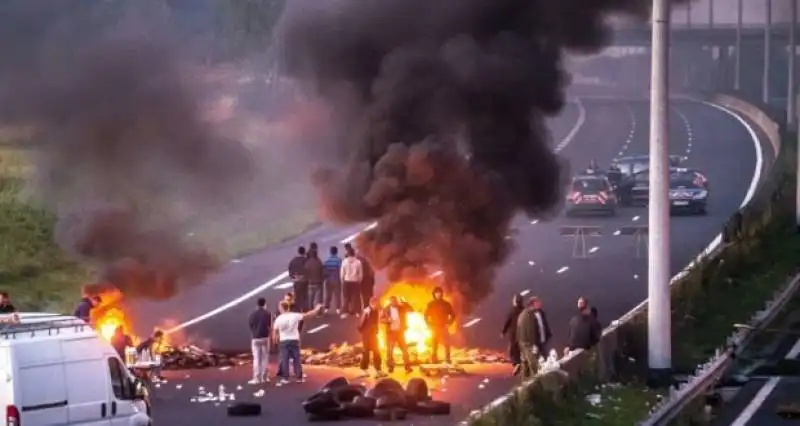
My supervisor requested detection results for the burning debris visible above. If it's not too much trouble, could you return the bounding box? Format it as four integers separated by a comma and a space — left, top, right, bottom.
302, 344, 507, 369
160, 345, 249, 370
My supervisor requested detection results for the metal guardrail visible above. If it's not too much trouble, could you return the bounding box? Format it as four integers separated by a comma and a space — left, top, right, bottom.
639, 273, 800, 426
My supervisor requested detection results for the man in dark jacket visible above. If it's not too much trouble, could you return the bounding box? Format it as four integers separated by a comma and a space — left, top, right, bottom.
288, 246, 308, 312
501, 294, 525, 373
110, 325, 133, 359
249, 297, 272, 384
567, 300, 602, 351
0, 292, 16, 314
383, 296, 413, 374
516, 297, 552, 379
323, 246, 343, 314
358, 297, 386, 378
424, 287, 456, 365
73, 287, 96, 323
304, 250, 325, 311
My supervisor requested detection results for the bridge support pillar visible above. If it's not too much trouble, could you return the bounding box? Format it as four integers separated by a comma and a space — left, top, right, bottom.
647, 0, 672, 388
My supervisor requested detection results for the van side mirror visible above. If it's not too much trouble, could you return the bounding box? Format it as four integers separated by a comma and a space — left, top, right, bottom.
131, 379, 147, 400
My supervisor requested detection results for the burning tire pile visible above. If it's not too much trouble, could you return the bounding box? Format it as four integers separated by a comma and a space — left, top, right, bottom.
303, 376, 451, 421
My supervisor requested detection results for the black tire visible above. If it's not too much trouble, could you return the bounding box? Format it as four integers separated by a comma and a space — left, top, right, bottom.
414, 400, 452, 415
302, 390, 338, 414
375, 392, 408, 410
226, 402, 262, 417
372, 378, 405, 397
332, 384, 366, 404
405, 378, 429, 403
342, 400, 375, 418
354, 396, 377, 410
374, 407, 409, 421
307, 406, 345, 422
321, 376, 349, 392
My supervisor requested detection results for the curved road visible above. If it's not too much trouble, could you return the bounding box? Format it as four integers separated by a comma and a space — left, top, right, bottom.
138, 99, 763, 425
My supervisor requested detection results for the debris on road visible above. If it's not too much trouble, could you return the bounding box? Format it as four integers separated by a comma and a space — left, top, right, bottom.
158, 343, 507, 371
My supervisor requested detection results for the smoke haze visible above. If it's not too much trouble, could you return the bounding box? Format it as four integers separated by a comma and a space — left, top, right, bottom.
275, 0, 689, 311
0, 1, 315, 300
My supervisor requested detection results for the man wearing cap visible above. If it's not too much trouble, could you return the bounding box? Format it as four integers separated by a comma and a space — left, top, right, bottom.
424, 287, 456, 365
516, 296, 552, 379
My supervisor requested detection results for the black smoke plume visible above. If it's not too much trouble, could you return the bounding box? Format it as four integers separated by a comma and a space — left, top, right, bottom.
0, 5, 255, 299
276, 0, 683, 312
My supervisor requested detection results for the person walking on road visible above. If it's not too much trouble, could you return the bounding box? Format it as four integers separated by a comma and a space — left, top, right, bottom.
424, 287, 456, 365
288, 246, 309, 312
567, 296, 602, 351
248, 297, 273, 384
358, 297, 386, 378
323, 246, 343, 315
516, 297, 552, 379
305, 249, 325, 310
383, 296, 413, 374
273, 301, 323, 384
501, 294, 525, 373
340, 247, 363, 318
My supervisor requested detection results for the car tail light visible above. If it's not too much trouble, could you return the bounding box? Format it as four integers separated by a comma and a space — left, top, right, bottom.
6, 405, 20, 426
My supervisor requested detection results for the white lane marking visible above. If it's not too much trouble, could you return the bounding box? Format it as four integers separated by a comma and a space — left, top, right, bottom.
463, 318, 482, 328
613, 229, 621, 236
588, 246, 599, 254
274, 282, 294, 290
306, 324, 329, 334
230, 259, 242, 264
730, 339, 800, 426
632, 215, 640, 221
556, 266, 569, 274
554, 98, 587, 152
342, 221, 378, 244
519, 289, 531, 296
530, 219, 539, 225
701, 101, 764, 209
464, 99, 769, 425
527, 260, 535, 266
674, 107, 694, 158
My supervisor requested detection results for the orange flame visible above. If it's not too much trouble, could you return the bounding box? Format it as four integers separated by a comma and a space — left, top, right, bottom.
378, 281, 457, 360
88, 288, 169, 352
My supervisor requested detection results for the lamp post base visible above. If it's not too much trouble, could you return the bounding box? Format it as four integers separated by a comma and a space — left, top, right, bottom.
647, 367, 674, 389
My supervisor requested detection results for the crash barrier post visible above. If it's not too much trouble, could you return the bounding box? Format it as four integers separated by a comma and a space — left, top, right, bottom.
459, 91, 792, 426
558, 226, 602, 258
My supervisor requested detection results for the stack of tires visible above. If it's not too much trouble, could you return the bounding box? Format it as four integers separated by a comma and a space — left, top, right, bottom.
302, 376, 451, 421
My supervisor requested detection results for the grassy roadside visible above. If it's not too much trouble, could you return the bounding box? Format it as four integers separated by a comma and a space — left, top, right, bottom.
470, 222, 800, 426
0, 146, 319, 313
542, 225, 800, 425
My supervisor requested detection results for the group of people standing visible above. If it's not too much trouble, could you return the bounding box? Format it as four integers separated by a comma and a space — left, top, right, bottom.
501, 295, 601, 379
287, 242, 375, 318
356, 287, 457, 378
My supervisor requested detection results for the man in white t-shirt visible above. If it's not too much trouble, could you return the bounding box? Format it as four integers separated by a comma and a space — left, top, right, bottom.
273, 301, 322, 383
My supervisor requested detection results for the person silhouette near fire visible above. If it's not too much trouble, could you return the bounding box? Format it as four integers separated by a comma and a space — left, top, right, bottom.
357, 297, 387, 378
382, 296, 413, 374
424, 287, 456, 365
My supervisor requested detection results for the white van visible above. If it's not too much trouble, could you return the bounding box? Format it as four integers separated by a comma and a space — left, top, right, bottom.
0, 313, 152, 426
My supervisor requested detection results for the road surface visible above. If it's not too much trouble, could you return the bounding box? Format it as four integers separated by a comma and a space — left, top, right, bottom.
132, 98, 764, 425
712, 334, 800, 425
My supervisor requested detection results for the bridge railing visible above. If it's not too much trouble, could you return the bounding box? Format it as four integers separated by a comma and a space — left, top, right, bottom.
460, 90, 796, 426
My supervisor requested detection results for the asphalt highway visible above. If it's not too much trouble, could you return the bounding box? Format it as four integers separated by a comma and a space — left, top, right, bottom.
131, 98, 764, 425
